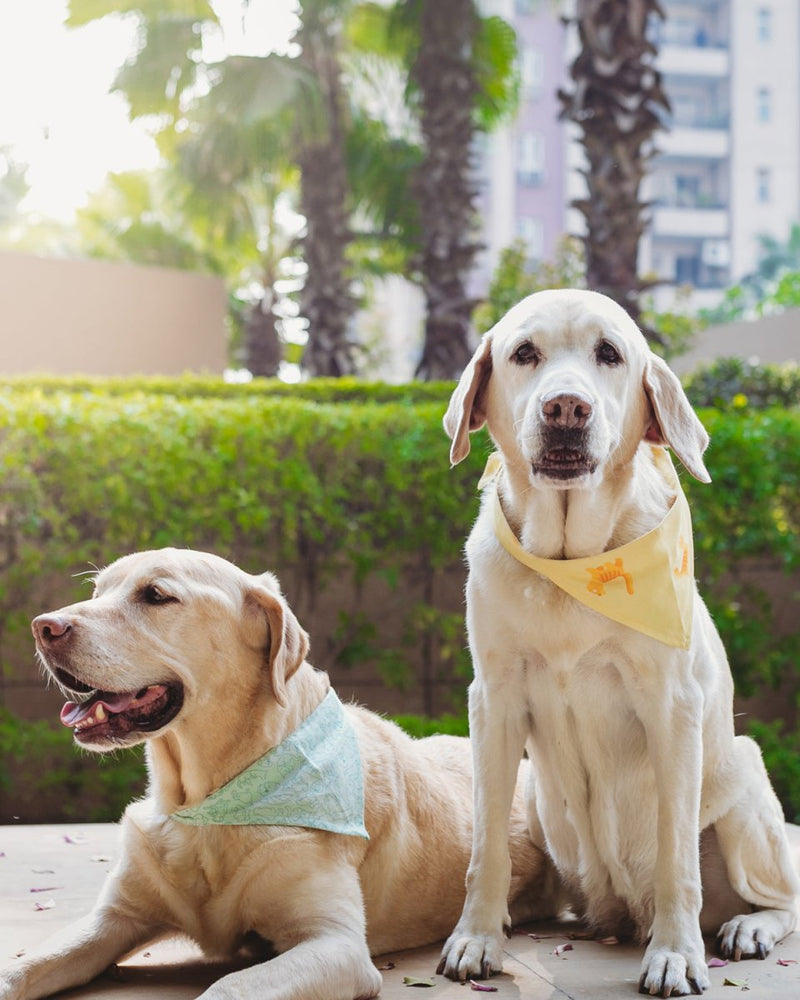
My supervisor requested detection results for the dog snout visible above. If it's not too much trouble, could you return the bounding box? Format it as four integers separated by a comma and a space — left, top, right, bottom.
32, 614, 73, 647
541, 392, 593, 430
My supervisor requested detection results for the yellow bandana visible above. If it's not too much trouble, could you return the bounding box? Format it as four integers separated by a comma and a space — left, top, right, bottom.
480, 448, 694, 649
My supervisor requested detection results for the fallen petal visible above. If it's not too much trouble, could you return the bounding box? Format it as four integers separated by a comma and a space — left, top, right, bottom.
378, 962, 395, 971
402, 977, 435, 988
777, 958, 798, 966
469, 981, 498, 992
34, 899, 55, 911
528, 933, 555, 940
30, 887, 63, 893
723, 977, 746, 987
63, 834, 87, 845
552, 943, 574, 957
708, 958, 729, 967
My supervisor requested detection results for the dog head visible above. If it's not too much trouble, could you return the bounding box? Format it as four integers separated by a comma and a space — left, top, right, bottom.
31, 549, 309, 751
444, 289, 710, 487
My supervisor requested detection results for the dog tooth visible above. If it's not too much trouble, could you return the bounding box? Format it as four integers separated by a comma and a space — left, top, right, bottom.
95, 704, 106, 722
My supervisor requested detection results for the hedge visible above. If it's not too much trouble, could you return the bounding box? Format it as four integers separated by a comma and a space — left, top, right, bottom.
0, 380, 798, 820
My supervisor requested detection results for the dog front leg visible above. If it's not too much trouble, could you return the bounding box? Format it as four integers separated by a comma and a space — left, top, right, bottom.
198, 868, 381, 1000
638, 681, 708, 998
0, 905, 155, 1000
198, 933, 382, 1000
438, 677, 528, 982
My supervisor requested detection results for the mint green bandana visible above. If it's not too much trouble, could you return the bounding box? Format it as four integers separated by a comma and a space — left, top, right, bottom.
171, 689, 369, 839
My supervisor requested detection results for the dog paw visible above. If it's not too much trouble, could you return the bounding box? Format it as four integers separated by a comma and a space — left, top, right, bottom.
638, 944, 709, 997
717, 912, 784, 961
437, 930, 504, 982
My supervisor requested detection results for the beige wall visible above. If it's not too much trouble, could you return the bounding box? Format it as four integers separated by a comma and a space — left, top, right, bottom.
0, 251, 227, 375
672, 309, 800, 375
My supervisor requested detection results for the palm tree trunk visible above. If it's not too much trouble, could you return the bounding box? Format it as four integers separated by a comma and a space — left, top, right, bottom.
243, 294, 282, 378
559, 0, 668, 333
296, 3, 359, 377
412, 0, 481, 380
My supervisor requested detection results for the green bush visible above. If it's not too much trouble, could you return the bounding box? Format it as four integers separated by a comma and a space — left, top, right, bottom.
0, 374, 455, 405
0, 709, 146, 822
683, 358, 800, 410
0, 379, 798, 820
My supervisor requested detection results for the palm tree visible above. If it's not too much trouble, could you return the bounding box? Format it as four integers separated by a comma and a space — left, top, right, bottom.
293, 1, 359, 375
409, 0, 481, 380
68, 0, 360, 376
558, 0, 669, 334
406, 0, 518, 378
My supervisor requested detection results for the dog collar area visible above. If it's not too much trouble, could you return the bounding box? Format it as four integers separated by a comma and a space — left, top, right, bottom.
479, 448, 694, 649
170, 689, 370, 839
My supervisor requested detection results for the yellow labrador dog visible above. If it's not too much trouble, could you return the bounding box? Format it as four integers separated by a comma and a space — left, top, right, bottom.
438, 289, 798, 997
1, 549, 560, 1000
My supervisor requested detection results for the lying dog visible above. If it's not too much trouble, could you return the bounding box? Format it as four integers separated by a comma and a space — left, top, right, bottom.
1, 549, 561, 1000
437, 289, 799, 996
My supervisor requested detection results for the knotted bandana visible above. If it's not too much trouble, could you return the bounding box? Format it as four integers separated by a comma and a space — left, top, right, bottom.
172, 689, 369, 839
480, 447, 694, 649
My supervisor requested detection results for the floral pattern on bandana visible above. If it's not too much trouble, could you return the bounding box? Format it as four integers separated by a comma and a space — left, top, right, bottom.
171, 689, 369, 839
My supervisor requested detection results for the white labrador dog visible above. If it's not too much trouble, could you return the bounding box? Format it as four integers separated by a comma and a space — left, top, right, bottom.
1, 549, 561, 1000
437, 289, 799, 997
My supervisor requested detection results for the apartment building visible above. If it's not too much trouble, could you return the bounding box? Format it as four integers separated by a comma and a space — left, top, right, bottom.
478, 0, 800, 311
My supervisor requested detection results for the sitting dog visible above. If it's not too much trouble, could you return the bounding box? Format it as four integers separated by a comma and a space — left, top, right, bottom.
437, 289, 799, 996
1, 549, 561, 1000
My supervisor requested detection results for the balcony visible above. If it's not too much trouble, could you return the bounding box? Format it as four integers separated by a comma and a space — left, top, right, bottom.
651, 205, 728, 239
657, 126, 729, 159
658, 44, 729, 79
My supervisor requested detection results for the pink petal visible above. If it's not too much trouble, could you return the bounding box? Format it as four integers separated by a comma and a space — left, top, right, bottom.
469, 982, 498, 993
34, 899, 55, 911
30, 887, 63, 893
777, 958, 798, 966
552, 943, 574, 957
708, 958, 729, 967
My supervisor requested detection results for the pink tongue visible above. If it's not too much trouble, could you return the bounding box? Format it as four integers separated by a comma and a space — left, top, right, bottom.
60, 690, 142, 727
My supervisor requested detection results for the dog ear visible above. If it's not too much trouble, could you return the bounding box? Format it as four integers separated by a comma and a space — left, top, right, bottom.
443, 333, 493, 465
249, 582, 309, 708
643, 354, 711, 483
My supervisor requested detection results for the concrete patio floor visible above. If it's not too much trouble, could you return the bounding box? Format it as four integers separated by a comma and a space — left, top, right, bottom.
2, 823, 799, 999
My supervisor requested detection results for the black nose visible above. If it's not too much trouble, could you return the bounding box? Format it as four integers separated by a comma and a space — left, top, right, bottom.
542, 393, 593, 429
32, 614, 73, 646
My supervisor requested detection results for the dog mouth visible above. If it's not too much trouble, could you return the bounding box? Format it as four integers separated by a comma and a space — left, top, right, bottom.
54, 667, 184, 746
532, 448, 597, 481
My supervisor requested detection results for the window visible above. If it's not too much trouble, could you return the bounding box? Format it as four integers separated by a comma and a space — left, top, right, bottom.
757, 7, 772, 41
517, 132, 545, 184
675, 255, 700, 286
757, 87, 771, 123
520, 47, 544, 100
757, 168, 771, 203
517, 217, 544, 262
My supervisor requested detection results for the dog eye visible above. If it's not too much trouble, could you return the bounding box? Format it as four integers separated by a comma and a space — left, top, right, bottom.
511, 341, 541, 366
595, 340, 623, 366
141, 584, 178, 606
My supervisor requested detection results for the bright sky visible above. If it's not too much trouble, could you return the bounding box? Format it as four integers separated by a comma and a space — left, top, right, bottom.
0, 0, 299, 222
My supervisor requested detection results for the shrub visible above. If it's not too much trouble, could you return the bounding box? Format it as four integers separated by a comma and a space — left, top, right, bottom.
683, 358, 800, 411
0, 378, 798, 820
